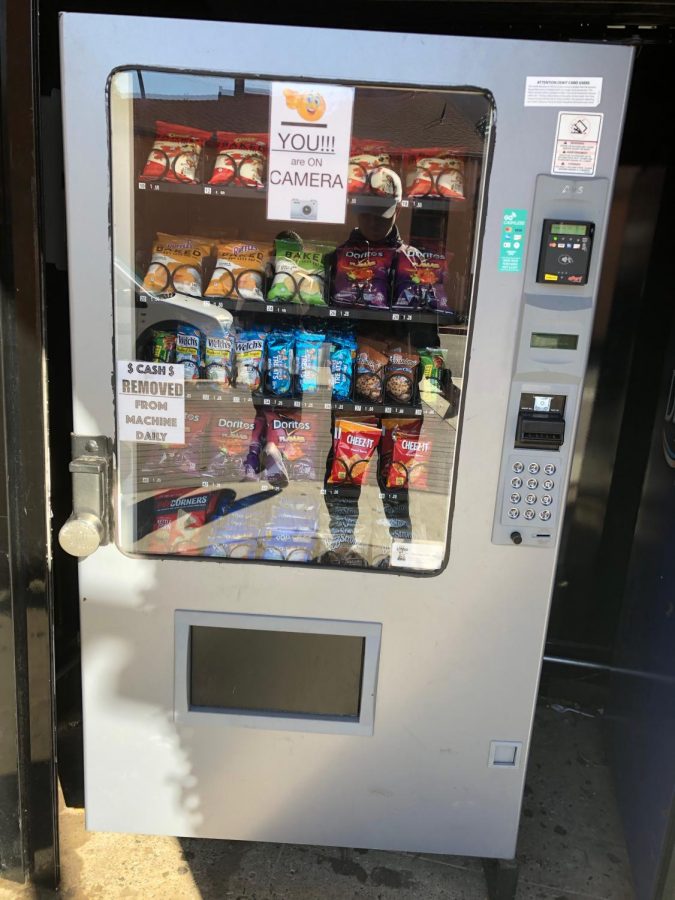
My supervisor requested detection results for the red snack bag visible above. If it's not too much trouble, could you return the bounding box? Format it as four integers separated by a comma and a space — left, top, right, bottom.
209, 132, 267, 188
139, 407, 211, 477
348, 138, 398, 196
381, 419, 432, 489
140, 121, 211, 184
262, 411, 321, 486
328, 418, 382, 487
404, 149, 465, 199
146, 488, 217, 555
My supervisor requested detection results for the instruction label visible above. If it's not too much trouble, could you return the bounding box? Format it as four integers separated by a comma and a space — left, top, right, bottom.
525, 76, 602, 107
390, 541, 444, 571
267, 81, 354, 224
117, 360, 185, 444
551, 112, 603, 177
498, 209, 528, 273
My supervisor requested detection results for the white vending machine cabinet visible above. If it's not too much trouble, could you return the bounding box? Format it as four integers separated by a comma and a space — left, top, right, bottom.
59, 14, 632, 857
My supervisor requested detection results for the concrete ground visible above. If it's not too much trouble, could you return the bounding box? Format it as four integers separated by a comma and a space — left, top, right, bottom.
0, 701, 634, 899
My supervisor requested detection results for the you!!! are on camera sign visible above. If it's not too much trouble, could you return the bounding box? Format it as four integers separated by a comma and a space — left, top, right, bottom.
267, 81, 355, 225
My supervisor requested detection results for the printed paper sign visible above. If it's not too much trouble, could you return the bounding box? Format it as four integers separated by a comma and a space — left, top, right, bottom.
498, 209, 528, 273
390, 541, 445, 571
267, 82, 354, 224
551, 112, 603, 177
117, 360, 185, 444
525, 76, 602, 107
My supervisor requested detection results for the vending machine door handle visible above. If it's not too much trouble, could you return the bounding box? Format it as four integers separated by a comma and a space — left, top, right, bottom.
58, 435, 113, 558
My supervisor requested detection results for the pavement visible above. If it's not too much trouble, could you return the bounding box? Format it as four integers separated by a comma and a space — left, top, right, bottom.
0, 702, 635, 899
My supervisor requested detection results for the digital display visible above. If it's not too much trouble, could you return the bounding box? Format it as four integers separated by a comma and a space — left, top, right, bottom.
550, 223, 588, 236
531, 332, 579, 351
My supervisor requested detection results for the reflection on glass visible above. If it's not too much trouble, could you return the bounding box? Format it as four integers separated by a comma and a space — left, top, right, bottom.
110, 69, 491, 574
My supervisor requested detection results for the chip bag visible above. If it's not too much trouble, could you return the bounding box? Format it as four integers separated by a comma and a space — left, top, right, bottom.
328, 418, 382, 487
328, 330, 357, 401
265, 331, 294, 396
267, 238, 333, 306
354, 339, 388, 403
262, 411, 321, 486
208, 132, 267, 188
204, 240, 272, 301
296, 331, 326, 395
380, 418, 432, 490
139, 406, 211, 478
140, 121, 211, 184
347, 138, 399, 196
333, 245, 395, 309
405, 149, 465, 199
175, 324, 203, 380
418, 347, 448, 395
204, 410, 262, 482
204, 330, 235, 386
235, 329, 266, 391
204, 493, 263, 559
385, 349, 419, 404
142, 233, 212, 298
393, 243, 453, 311
259, 499, 320, 563
146, 488, 217, 555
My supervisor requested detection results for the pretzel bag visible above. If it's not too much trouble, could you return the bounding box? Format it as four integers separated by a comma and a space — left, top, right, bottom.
404, 149, 465, 199
209, 132, 267, 188
140, 121, 211, 184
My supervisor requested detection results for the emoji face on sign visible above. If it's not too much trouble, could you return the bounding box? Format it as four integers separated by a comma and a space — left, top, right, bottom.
284, 88, 326, 122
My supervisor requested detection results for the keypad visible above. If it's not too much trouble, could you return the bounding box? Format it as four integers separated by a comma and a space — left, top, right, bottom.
502, 455, 561, 532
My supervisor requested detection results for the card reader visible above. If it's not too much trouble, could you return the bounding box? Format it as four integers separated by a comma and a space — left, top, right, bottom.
537, 219, 594, 285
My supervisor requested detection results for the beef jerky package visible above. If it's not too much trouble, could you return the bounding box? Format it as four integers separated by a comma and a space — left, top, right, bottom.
332, 245, 395, 309
204, 240, 272, 301
328, 418, 382, 487
393, 243, 453, 312
235, 329, 266, 391
404, 149, 465, 199
204, 493, 263, 559
267, 238, 333, 306
262, 411, 321, 487
142, 233, 212, 298
354, 339, 388, 403
260, 498, 320, 563
140, 121, 211, 184
204, 409, 264, 482
385, 349, 419, 404
208, 132, 267, 188
145, 488, 217, 555
418, 348, 448, 395
139, 405, 211, 478
204, 330, 235, 386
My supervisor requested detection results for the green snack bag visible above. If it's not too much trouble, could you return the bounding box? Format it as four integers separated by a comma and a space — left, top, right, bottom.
418, 347, 447, 395
268, 238, 334, 306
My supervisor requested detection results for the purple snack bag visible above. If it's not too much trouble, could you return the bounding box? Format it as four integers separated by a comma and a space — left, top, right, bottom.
332, 245, 395, 309
393, 243, 454, 313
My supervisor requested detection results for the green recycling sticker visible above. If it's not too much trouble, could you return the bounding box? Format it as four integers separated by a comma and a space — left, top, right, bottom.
498, 209, 527, 273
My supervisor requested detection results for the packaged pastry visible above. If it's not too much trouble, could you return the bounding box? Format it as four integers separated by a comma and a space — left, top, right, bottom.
405, 149, 465, 199
142, 233, 212, 298
208, 132, 267, 188
204, 240, 272, 301
328, 418, 382, 486
140, 121, 211, 184
333, 245, 395, 309
385, 349, 419, 404
354, 339, 388, 403
267, 238, 333, 306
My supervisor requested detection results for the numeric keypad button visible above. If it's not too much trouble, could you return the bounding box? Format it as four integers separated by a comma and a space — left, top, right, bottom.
539, 509, 551, 521
508, 507, 520, 520
544, 463, 556, 475
541, 494, 553, 506
511, 476, 523, 489
543, 479, 554, 491
510, 492, 521, 504
528, 462, 540, 474
513, 461, 524, 474
525, 494, 537, 505
524, 509, 535, 521
526, 478, 538, 490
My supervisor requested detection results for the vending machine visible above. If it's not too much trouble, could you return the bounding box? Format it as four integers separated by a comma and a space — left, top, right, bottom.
58, 14, 632, 858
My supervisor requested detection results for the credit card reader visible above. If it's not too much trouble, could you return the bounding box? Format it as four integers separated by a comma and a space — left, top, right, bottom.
537, 219, 594, 285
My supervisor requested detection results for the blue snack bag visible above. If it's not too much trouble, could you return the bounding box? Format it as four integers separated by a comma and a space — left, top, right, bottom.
175, 323, 203, 380
295, 331, 325, 394
266, 331, 294, 396
328, 331, 357, 400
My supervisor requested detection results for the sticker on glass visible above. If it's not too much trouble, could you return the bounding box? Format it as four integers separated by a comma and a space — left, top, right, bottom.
551, 112, 603, 177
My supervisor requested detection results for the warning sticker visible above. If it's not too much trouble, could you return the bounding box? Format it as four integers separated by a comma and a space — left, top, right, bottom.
551, 112, 603, 177
525, 76, 602, 108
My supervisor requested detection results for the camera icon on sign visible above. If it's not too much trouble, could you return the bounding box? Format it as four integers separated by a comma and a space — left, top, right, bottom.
291, 199, 318, 221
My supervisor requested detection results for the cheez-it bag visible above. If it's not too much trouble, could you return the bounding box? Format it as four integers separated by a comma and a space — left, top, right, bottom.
328, 418, 382, 487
